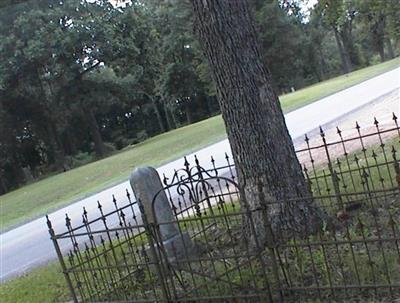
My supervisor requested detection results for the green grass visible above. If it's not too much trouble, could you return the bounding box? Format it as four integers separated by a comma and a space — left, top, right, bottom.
0, 262, 69, 303
280, 57, 400, 112
1, 57, 399, 232
310, 136, 400, 201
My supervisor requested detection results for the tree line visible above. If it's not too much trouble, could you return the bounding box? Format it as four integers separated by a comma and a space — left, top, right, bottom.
0, 0, 398, 195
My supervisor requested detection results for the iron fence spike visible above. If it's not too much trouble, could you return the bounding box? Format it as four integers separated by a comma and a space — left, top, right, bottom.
319, 125, 324, 136
184, 156, 190, 168
46, 215, 52, 229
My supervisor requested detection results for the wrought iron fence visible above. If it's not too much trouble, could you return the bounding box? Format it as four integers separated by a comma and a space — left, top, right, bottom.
47, 115, 400, 302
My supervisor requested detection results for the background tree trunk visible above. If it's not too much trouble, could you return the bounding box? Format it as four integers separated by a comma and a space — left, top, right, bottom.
386, 38, 395, 59
151, 98, 166, 133
85, 109, 106, 158
47, 118, 66, 167
11, 156, 26, 187
62, 131, 78, 156
191, 0, 321, 245
184, 101, 193, 124
0, 172, 8, 195
333, 29, 352, 73
378, 44, 385, 62
372, 16, 386, 63
163, 103, 175, 130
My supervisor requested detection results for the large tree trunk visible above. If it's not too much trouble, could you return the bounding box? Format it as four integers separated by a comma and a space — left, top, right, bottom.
191, 0, 321, 245
85, 109, 106, 158
333, 28, 352, 74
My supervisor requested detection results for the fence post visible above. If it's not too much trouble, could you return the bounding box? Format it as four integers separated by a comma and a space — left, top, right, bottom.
392, 146, 400, 188
46, 215, 78, 303
320, 127, 344, 210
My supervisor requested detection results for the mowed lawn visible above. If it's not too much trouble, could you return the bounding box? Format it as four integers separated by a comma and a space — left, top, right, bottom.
0, 262, 69, 303
1, 57, 399, 231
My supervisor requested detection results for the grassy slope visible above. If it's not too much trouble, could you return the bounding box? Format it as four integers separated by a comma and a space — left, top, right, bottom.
0, 262, 69, 303
1, 57, 399, 231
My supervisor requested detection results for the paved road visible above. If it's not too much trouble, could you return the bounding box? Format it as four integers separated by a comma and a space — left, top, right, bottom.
1, 67, 399, 282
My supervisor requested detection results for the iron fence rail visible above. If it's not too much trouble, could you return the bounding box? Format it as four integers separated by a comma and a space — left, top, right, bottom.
47, 115, 400, 302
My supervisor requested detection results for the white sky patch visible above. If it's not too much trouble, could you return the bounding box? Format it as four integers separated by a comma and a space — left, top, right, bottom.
306, 0, 319, 8
109, 0, 131, 7
302, 0, 318, 15
300, 0, 319, 22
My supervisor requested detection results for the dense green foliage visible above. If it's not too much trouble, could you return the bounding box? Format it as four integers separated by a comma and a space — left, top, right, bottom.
0, 0, 398, 195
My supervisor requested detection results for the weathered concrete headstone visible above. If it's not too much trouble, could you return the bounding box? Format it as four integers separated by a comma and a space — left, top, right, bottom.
130, 166, 194, 263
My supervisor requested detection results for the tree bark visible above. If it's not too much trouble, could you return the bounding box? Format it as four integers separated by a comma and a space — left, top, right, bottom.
191, 0, 321, 245
85, 109, 106, 158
